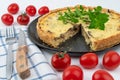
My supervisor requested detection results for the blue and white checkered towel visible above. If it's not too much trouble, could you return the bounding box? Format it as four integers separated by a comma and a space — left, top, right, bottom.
0, 27, 58, 80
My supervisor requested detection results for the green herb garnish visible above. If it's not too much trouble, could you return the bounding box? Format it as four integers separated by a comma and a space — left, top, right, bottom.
58, 5, 109, 30
88, 6, 109, 30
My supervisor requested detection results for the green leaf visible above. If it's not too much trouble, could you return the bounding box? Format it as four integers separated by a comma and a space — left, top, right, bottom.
80, 5, 84, 11
70, 17, 79, 23
95, 6, 102, 12
74, 7, 81, 17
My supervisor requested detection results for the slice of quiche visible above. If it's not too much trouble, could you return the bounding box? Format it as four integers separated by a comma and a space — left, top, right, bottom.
36, 5, 120, 51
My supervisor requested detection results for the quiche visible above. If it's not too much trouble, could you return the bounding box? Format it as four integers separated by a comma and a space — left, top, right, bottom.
36, 5, 120, 51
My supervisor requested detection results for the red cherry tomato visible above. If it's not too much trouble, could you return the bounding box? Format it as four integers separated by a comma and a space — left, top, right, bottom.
7, 3, 19, 14
26, 5, 36, 16
51, 52, 71, 71
38, 6, 49, 15
92, 70, 114, 80
1, 13, 14, 25
17, 13, 30, 25
79, 53, 98, 69
103, 51, 120, 70
63, 65, 83, 80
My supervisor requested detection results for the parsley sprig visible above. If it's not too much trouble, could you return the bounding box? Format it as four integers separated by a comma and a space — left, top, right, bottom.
58, 5, 109, 30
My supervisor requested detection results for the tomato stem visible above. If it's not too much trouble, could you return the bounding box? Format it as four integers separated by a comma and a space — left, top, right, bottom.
58, 51, 67, 58
22, 12, 26, 16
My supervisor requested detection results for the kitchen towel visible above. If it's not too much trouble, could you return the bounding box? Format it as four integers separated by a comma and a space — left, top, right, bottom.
0, 27, 58, 80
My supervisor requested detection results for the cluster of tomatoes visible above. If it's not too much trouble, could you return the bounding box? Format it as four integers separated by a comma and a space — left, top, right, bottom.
51, 50, 120, 80
1, 3, 49, 26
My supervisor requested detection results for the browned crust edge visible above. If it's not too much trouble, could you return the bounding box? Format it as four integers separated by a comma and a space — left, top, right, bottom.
36, 23, 56, 47
91, 33, 120, 51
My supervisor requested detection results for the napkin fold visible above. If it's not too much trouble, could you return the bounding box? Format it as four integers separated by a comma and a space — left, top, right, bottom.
0, 27, 58, 80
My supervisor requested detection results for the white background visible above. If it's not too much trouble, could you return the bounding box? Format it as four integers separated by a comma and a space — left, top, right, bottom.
0, 0, 120, 80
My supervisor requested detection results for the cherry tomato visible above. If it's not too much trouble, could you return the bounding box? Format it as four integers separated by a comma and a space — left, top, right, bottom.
7, 3, 19, 14
51, 52, 71, 71
38, 6, 49, 15
17, 13, 30, 25
63, 65, 83, 80
92, 70, 114, 80
79, 53, 98, 69
103, 51, 120, 70
26, 5, 36, 16
1, 13, 14, 25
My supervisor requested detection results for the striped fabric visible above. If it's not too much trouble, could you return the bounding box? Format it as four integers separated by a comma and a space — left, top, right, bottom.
0, 28, 58, 80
